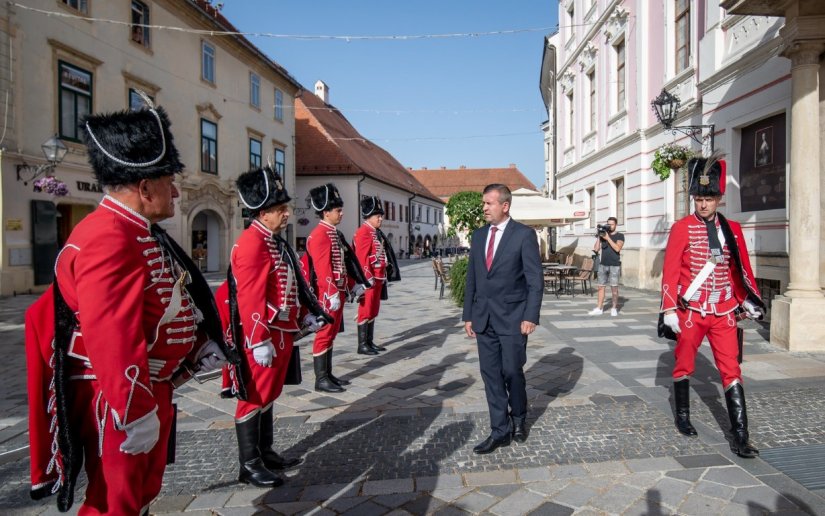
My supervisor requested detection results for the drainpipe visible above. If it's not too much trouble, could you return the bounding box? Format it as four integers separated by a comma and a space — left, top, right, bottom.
408, 193, 417, 257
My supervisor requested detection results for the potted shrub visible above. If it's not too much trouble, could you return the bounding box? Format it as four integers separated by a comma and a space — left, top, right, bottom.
652, 143, 693, 181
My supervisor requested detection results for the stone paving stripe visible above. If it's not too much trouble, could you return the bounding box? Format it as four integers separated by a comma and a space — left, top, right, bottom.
414, 474, 464, 491
224, 487, 271, 508
625, 457, 683, 473
674, 453, 732, 469
362, 478, 415, 496
526, 501, 575, 516
150, 494, 195, 513
186, 491, 234, 511
371, 492, 418, 509
464, 469, 518, 486
489, 488, 546, 516
516, 466, 553, 483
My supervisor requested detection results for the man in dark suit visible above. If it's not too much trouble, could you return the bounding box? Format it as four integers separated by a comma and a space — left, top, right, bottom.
463, 184, 544, 454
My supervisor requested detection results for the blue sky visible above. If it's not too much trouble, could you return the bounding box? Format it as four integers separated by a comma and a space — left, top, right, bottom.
220, 0, 559, 189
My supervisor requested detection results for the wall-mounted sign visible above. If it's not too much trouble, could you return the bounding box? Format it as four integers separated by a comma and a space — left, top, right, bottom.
5, 219, 22, 231
76, 181, 103, 193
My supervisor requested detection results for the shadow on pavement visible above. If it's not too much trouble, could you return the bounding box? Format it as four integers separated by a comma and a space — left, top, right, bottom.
200, 352, 475, 511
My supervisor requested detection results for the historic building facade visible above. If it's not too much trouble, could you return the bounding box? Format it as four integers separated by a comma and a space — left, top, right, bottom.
542, 0, 825, 350
0, 0, 300, 295
294, 82, 443, 258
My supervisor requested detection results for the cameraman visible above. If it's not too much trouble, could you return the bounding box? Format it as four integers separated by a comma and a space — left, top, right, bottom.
588, 217, 624, 316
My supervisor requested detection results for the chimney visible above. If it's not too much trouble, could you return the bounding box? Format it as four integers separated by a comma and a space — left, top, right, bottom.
314, 80, 329, 104
508, 163, 516, 168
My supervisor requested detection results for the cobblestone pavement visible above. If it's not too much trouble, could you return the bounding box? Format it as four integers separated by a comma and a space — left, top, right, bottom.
1, 260, 825, 515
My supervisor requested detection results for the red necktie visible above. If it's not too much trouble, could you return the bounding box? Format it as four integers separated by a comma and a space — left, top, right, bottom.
486, 226, 498, 270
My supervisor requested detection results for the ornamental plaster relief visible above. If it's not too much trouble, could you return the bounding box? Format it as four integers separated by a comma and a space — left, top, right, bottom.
578, 42, 598, 72
602, 6, 629, 45
725, 16, 780, 60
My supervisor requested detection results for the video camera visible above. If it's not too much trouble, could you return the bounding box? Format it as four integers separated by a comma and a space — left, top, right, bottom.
596, 224, 611, 237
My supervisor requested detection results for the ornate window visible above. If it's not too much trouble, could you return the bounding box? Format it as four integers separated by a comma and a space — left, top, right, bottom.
201, 119, 218, 174
58, 61, 92, 141
249, 138, 262, 169
130, 1, 150, 48
675, 0, 690, 72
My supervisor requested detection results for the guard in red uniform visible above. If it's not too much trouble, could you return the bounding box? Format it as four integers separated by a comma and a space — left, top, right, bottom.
26, 97, 227, 515
353, 196, 400, 355
660, 156, 765, 458
300, 183, 370, 392
217, 166, 331, 488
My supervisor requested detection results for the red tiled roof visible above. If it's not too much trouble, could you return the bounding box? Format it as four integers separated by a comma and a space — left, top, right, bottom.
408, 167, 538, 199
295, 90, 443, 204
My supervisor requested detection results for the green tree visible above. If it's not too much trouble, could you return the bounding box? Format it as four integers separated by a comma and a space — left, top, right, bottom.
445, 191, 484, 239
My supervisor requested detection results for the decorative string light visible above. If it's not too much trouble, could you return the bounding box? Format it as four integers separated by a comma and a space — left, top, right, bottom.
9, 1, 600, 41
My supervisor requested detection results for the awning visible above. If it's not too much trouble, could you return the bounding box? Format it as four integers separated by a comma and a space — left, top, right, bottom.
509, 190, 589, 227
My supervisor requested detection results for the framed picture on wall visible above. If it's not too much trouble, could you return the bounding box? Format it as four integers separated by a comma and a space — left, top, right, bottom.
754, 126, 773, 167
740, 114, 785, 212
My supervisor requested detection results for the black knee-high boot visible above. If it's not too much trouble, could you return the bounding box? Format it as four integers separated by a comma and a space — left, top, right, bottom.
674, 379, 697, 436
259, 406, 301, 470
357, 323, 377, 355
235, 413, 283, 487
314, 352, 344, 392
326, 346, 350, 386
366, 321, 386, 351
725, 383, 759, 458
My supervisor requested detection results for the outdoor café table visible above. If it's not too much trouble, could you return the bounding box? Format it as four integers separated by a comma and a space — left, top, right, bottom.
543, 264, 578, 298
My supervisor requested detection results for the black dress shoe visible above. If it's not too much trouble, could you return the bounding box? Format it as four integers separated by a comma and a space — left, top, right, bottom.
472, 435, 511, 454
512, 421, 528, 443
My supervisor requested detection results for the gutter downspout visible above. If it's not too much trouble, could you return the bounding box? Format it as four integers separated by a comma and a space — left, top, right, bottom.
408, 193, 417, 257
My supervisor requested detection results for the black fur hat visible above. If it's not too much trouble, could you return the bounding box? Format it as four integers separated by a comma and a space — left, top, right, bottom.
237, 165, 291, 215
687, 155, 727, 197
360, 195, 384, 218
82, 102, 183, 187
309, 183, 344, 213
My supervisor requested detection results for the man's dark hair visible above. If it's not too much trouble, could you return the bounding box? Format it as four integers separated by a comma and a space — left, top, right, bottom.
483, 184, 512, 205
607, 216, 618, 224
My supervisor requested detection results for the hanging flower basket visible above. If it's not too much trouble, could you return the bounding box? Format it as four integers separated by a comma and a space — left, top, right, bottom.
652, 143, 693, 181
33, 176, 69, 197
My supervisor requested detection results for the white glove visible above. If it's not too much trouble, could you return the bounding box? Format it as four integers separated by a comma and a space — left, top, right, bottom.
252, 342, 275, 367
302, 314, 325, 333
327, 294, 341, 312
196, 340, 227, 373
350, 284, 366, 302
120, 412, 160, 455
663, 312, 681, 334
742, 299, 764, 320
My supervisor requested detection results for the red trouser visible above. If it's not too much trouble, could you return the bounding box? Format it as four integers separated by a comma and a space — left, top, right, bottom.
672, 308, 741, 388
74, 380, 173, 515
357, 279, 383, 323
312, 291, 344, 356
236, 330, 294, 419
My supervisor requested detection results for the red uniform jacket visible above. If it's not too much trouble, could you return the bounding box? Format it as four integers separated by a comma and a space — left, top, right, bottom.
661, 213, 761, 315
353, 222, 387, 283
27, 196, 205, 498
231, 220, 305, 346
301, 221, 347, 311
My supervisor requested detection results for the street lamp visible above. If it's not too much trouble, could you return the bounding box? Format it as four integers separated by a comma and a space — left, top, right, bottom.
650, 88, 715, 153
16, 135, 69, 184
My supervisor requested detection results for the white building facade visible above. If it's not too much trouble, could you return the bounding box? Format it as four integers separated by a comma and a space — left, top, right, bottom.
543, 0, 825, 350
